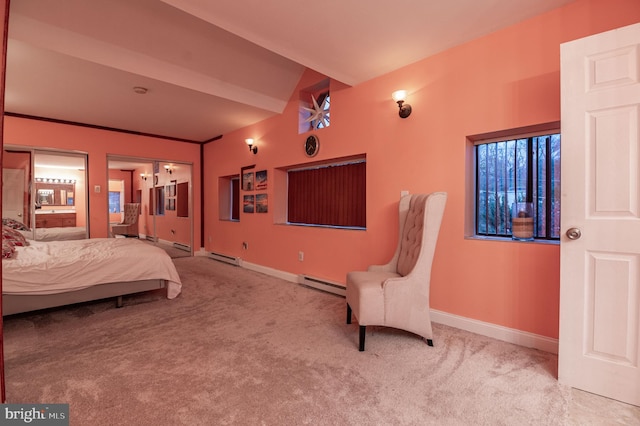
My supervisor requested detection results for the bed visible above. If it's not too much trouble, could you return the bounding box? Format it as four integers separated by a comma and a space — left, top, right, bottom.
1, 237, 182, 316
19, 226, 87, 241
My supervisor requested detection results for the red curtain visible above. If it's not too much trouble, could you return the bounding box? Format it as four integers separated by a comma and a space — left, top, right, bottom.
288, 162, 365, 227
231, 178, 240, 220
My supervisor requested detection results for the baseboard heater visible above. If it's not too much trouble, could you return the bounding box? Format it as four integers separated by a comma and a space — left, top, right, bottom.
173, 242, 191, 252
298, 274, 346, 297
208, 252, 241, 266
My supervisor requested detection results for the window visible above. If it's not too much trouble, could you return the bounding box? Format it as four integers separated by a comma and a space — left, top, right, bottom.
149, 187, 165, 216
475, 132, 560, 240
108, 191, 121, 213
231, 177, 239, 220
218, 175, 240, 221
176, 182, 189, 218
299, 79, 330, 133
287, 159, 366, 228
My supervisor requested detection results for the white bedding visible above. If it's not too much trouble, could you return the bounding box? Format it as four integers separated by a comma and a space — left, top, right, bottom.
19, 227, 87, 241
2, 238, 182, 298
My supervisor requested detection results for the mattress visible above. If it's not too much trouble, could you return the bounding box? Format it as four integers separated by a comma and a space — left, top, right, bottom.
2, 238, 182, 298
19, 226, 87, 241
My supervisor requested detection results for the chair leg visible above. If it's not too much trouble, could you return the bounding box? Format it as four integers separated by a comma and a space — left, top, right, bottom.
346, 303, 352, 324
426, 339, 433, 347
359, 325, 366, 351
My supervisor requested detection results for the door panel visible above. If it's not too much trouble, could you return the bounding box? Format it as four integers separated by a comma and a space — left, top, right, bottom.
559, 22, 640, 406
107, 157, 193, 254
2, 168, 26, 222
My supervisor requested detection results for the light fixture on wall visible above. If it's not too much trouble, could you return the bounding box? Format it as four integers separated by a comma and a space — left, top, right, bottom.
140, 173, 148, 181
35, 177, 76, 184
164, 165, 173, 174
245, 138, 258, 154
392, 90, 412, 118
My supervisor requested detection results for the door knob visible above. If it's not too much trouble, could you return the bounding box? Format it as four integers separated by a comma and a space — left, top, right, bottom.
566, 227, 581, 240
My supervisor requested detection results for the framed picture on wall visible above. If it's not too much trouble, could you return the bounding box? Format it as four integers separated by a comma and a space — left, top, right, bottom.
242, 172, 254, 191
256, 193, 268, 213
243, 195, 254, 213
255, 170, 267, 190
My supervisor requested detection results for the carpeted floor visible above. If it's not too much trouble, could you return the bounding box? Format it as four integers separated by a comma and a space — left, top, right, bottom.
2, 257, 639, 425
142, 239, 191, 258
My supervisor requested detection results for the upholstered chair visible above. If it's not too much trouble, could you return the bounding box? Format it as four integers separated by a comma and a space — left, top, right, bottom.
346, 192, 447, 351
111, 203, 140, 238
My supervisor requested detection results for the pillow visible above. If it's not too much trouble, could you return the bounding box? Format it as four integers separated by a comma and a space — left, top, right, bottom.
2, 218, 30, 231
2, 238, 15, 259
3, 225, 29, 247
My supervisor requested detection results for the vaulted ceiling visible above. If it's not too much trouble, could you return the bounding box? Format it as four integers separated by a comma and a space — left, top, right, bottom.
5, 0, 574, 142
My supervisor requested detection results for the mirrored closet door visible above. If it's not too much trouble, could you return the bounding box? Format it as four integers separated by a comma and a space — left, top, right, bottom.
107, 156, 193, 257
2, 147, 89, 241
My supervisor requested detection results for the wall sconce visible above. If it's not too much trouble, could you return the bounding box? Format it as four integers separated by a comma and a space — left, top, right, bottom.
392, 90, 412, 118
245, 138, 258, 154
140, 173, 148, 181
35, 177, 76, 184
164, 165, 173, 174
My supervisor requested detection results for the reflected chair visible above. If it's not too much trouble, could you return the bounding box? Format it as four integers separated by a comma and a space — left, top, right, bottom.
111, 203, 140, 238
346, 192, 447, 351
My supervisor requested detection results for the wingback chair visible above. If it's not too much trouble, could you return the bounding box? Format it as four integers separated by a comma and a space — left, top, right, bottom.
111, 203, 140, 238
346, 192, 447, 351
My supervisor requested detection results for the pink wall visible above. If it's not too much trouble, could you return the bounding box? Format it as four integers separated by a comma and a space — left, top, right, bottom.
203, 0, 640, 340
4, 117, 201, 246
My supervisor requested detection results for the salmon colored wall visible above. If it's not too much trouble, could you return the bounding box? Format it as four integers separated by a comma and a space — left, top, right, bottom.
203, 0, 640, 340
3, 117, 201, 246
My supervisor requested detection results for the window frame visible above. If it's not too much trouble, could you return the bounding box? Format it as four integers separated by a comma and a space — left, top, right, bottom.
472, 129, 560, 242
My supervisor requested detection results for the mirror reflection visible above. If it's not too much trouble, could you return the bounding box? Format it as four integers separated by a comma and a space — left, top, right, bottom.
2, 148, 88, 241
35, 180, 75, 207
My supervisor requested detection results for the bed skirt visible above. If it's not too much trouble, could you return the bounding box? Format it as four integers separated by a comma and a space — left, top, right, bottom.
2, 279, 167, 316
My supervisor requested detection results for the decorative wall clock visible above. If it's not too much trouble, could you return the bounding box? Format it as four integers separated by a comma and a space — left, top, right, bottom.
304, 134, 320, 157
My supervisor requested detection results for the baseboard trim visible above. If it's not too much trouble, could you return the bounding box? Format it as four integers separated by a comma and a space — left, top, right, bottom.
430, 309, 558, 354
241, 261, 299, 283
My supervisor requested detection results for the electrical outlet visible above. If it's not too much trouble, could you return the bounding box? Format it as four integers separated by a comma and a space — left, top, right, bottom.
208, 236, 212, 243
242, 242, 248, 250
298, 251, 304, 261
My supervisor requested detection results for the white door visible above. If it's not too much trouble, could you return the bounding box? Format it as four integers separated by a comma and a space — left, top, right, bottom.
559, 22, 640, 406
2, 168, 26, 222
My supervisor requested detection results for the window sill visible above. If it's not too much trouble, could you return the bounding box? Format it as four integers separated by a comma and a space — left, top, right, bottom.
465, 235, 559, 245
277, 222, 366, 231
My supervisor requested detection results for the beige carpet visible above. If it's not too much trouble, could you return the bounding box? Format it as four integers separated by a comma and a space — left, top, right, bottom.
1, 257, 635, 425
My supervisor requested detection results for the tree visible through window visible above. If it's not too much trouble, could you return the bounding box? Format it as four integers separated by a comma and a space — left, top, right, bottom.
108, 191, 121, 213
475, 133, 560, 240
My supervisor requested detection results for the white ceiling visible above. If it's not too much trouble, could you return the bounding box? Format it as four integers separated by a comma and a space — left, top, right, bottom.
5, 0, 574, 143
